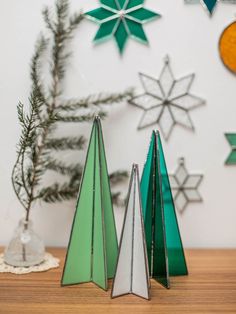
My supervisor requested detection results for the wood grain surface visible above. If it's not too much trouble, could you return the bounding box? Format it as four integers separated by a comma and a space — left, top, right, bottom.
0, 248, 236, 314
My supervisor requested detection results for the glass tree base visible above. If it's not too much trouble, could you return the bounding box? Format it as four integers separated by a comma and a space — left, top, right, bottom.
4, 219, 45, 267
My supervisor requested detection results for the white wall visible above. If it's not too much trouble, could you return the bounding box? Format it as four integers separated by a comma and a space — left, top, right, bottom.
0, 0, 236, 248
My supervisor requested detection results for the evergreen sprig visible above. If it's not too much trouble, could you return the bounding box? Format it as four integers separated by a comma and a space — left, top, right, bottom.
39, 183, 79, 203
12, 0, 132, 221
45, 136, 85, 150
58, 89, 134, 111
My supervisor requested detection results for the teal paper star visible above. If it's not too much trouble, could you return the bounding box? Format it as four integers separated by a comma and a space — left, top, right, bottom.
85, 0, 161, 54
225, 133, 236, 165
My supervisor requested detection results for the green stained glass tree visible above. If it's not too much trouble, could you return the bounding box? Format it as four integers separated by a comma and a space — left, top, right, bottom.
61, 116, 118, 290
141, 130, 188, 289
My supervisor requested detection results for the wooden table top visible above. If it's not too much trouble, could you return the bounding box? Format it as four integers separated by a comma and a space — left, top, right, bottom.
0, 248, 236, 314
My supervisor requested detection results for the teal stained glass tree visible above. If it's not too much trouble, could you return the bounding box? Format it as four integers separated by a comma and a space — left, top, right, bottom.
141, 131, 188, 289
61, 116, 118, 290
111, 164, 150, 300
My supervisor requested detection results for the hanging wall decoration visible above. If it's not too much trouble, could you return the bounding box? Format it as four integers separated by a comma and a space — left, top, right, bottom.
111, 164, 150, 300
185, 0, 236, 16
219, 21, 236, 74
225, 133, 236, 164
61, 116, 118, 290
168, 158, 203, 214
129, 56, 205, 141
141, 131, 188, 290
84, 0, 161, 54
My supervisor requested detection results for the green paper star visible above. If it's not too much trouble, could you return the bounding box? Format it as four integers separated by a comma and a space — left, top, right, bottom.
85, 0, 161, 54
225, 133, 236, 165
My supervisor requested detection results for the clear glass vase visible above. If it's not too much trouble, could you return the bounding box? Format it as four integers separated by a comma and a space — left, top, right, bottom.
4, 219, 45, 267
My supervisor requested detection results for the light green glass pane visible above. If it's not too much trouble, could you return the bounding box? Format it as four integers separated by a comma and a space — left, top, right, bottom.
225, 133, 236, 147
114, 21, 128, 53
127, 8, 159, 22
92, 127, 107, 290
94, 19, 118, 42
98, 119, 118, 279
158, 133, 188, 276
126, 0, 144, 9
226, 150, 236, 165
61, 125, 96, 285
101, 0, 118, 10
85, 8, 116, 21
125, 19, 148, 43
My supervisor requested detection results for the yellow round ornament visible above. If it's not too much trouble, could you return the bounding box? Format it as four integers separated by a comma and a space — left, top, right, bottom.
219, 21, 236, 74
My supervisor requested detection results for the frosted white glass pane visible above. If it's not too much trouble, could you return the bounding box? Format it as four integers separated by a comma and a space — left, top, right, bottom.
140, 73, 163, 99
170, 75, 193, 99
111, 176, 134, 297
132, 173, 149, 299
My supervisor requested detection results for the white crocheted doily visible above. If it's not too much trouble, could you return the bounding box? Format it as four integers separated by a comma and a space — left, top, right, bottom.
0, 253, 60, 274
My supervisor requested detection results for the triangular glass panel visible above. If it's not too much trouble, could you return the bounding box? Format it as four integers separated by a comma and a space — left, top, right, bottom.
111, 164, 150, 300
202, 0, 218, 15
141, 131, 188, 289
61, 116, 118, 290
225, 133, 236, 165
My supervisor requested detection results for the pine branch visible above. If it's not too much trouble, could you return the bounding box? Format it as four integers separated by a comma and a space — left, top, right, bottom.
31, 35, 48, 86
45, 136, 85, 150
56, 0, 69, 24
68, 13, 84, 32
111, 192, 126, 207
59, 89, 133, 111
57, 111, 107, 122
30, 35, 49, 110
12, 0, 130, 219
39, 182, 78, 203
12, 89, 44, 210
42, 7, 56, 33
109, 170, 129, 185
46, 159, 83, 176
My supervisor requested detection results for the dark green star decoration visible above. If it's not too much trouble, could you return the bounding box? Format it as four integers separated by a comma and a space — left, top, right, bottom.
225, 133, 236, 165
85, 0, 161, 54
185, 0, 236, 16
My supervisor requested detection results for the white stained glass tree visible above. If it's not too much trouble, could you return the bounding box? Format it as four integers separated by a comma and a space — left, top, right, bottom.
111, 164, 150, 300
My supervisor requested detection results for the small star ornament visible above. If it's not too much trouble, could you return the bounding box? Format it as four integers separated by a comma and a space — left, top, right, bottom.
129, 55, 205, 141
225, 133, 236, 165
185, 0, 236, 16
169, 158, 203, 214
85, 0, 161, 54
